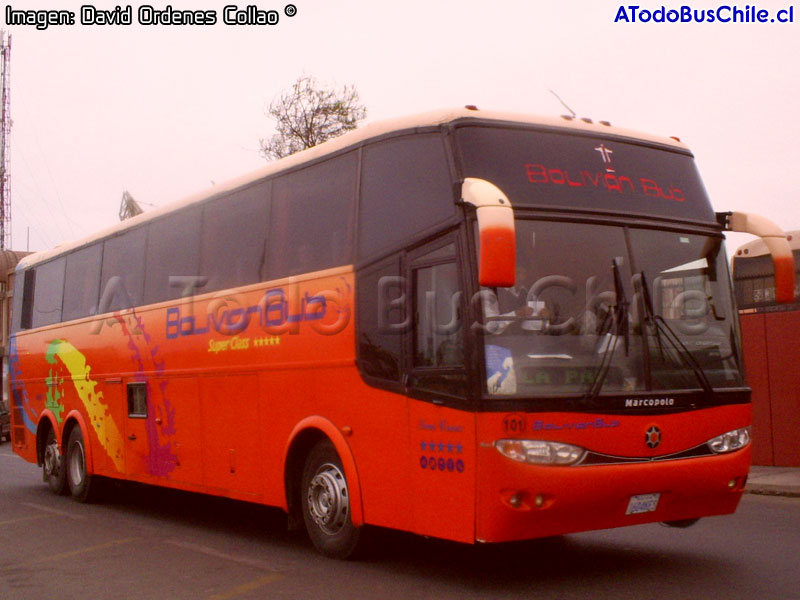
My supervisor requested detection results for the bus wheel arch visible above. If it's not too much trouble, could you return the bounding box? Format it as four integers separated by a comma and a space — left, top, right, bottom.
282, 418, 364, 555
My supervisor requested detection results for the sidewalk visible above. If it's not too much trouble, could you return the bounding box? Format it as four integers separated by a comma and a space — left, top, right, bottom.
746, 466, 800, 497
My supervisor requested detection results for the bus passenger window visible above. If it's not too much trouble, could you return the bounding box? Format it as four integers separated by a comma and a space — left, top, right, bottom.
200, 183, 270, 291
358, 134, 454, 261
31, 258, 66, 328
100, 227, 147, 312
268, 152, 357, 279
144, 209, 202, 305
19, 269, 35, 330
63, 243, 102, 322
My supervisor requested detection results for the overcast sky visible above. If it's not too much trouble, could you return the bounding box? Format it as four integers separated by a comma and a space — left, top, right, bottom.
4, 0, 799, 255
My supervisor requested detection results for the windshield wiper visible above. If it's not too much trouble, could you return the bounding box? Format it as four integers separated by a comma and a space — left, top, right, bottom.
637, 271, 715, 396
584, 258, 629, 402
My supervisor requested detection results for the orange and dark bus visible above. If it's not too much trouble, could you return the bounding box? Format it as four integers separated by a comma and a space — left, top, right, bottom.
8, 108, 795, 557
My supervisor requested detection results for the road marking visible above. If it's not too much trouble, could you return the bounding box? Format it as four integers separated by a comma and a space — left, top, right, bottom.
25, 537, 138, 566
164, 538, 279, 570
0, 514, 50, 526
21, 502, 86, 520
206, 574, 284, 600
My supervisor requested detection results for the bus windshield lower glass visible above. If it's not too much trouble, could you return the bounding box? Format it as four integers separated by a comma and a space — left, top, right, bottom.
480, 220, 743, 398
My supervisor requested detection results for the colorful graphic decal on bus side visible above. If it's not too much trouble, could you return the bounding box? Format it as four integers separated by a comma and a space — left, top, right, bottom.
46, 339, 125, 472
118, 313, 178, 478
8, 336, 37, 435
44, 344, 67, 424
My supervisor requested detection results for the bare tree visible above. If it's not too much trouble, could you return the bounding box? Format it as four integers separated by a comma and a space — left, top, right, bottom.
260, 75, 367, 160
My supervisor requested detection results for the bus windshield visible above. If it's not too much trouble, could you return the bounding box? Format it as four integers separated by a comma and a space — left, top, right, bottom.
481, 220, 743, 398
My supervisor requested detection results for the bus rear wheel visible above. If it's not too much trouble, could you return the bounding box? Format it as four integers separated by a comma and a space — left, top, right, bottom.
65, 427, 97, 503
301, 440, 361, 559
43, 428, 67, 495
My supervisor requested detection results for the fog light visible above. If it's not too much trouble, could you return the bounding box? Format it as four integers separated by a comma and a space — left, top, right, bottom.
509, 492, 523, 508
534, 494, 545, 508
728, 479, 737, 489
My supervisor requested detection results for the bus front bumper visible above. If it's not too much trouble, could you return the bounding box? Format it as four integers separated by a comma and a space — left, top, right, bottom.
475, 446, 750, 543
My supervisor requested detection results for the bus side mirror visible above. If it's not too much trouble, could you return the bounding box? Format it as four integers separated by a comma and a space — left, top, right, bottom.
461, 178, 516, 288
720, 211, 796, 303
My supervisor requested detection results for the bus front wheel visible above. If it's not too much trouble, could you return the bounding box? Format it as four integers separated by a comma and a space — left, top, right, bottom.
301, 440, 361, 559
65, 427, 96, 503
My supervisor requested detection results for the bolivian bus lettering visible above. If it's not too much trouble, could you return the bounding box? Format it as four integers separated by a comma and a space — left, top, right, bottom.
165, 288, 328, 339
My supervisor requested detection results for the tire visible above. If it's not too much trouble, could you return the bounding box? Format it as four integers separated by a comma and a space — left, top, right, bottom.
43, 428, 68, 495
661, 518, 701, 529
301, 440, 361, 559
65, 427, 97, 503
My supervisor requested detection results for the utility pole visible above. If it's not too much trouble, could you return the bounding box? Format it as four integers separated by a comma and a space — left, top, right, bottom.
0, 32, 11, 250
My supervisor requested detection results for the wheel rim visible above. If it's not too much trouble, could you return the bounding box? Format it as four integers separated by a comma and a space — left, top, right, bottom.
68, 441, 85, 488
306, 462, 349, 536
44, 440, 60, 478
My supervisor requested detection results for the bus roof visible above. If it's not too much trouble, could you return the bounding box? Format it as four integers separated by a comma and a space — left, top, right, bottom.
734, 230, 800, 259
17, 106, 692, 271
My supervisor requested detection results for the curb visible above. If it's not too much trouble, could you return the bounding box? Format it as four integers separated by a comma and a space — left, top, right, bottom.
745, 486, 800, 498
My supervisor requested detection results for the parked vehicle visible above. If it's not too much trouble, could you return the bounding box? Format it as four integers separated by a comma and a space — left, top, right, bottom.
0, 401, 10, 443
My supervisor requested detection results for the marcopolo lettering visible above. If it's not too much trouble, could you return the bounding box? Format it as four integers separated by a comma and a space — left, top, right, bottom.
624, 397, 676, 408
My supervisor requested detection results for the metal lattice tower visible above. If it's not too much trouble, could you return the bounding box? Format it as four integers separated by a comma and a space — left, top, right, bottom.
0, 32, 11, 249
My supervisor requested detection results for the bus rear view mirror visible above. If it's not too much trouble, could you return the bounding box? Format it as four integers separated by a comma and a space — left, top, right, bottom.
722, 211, 796, 303
461, 178, 516, 288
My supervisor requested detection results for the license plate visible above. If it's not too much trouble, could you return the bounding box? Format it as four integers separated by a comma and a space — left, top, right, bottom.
626, 493, 661, 515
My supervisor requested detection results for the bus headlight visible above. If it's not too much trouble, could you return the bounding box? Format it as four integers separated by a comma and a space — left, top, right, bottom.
495, 439, 585, 466
708, 426, 751, 454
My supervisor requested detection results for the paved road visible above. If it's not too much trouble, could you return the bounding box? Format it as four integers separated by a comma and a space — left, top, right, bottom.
2, 443, 800, 599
